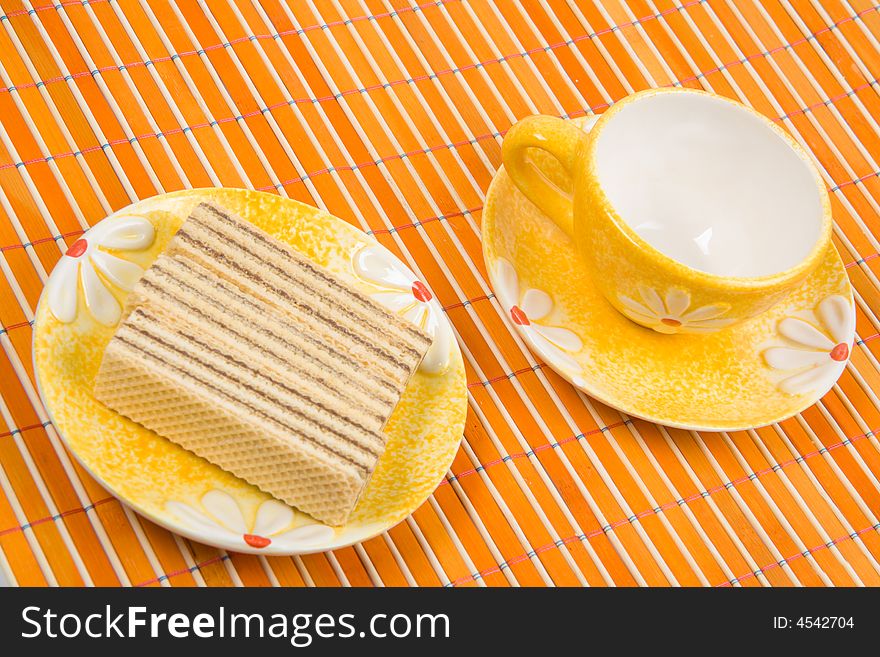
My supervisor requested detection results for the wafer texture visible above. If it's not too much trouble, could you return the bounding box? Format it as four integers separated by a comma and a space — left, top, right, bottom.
94, 202, 432, 525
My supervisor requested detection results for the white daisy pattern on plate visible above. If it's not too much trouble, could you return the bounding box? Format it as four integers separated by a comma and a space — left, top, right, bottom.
618, 286, 735, 334
762, 294, 855, 396
46, 214, 155, 326
352, 243, 453, 374
166, 490, 334, 551
494, 258, 584, 376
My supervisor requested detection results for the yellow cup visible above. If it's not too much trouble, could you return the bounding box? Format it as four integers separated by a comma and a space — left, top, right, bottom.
502, 88, 832, 334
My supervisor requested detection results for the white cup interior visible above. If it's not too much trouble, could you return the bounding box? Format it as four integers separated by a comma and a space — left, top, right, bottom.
593, 92, 824, 278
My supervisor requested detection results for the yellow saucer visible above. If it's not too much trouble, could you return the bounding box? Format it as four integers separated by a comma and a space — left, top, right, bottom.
482, 118, 854, 431
33, 189, 467, 555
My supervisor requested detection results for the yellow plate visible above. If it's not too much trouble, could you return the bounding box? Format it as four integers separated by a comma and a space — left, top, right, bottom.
33, 188, 467, 555
482, 118, 854, 431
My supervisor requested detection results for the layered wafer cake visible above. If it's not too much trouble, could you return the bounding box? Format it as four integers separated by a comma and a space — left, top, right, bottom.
94, 203, 433, 525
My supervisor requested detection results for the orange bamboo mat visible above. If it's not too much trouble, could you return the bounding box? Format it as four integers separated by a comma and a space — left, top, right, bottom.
1, 0, 879, 588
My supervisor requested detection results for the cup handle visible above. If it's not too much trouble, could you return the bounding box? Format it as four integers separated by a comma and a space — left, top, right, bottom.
501, 115, 590, 239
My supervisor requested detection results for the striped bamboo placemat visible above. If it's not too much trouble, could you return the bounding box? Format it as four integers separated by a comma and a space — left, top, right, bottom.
1, 0, 879, 587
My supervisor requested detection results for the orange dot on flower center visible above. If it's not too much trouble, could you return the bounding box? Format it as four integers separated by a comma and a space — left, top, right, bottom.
411, 280, 432, 302
830, 343, 849, 362
660, 317, 682, 327
66, 238, 88, 258
510, 305, 530, 326
243, 534, 271, 548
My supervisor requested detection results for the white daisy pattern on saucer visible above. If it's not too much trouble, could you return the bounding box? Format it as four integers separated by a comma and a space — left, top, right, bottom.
46, 215, 155, 326
762, 294, 855, 396
494, 258, 584, 376
166, 490, 334, 551
352, 243, 453, 374
618, 286, 735, 334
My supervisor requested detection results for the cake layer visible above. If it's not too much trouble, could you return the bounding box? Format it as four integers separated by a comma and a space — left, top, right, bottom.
95, 201, 433, 525
94, 319, 366, 525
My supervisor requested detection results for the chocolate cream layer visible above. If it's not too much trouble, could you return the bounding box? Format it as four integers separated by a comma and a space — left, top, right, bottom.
107, 308, 382, 468
168, 204, 429, 387
197, 202, 429, 356
128, 254, 397, 428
